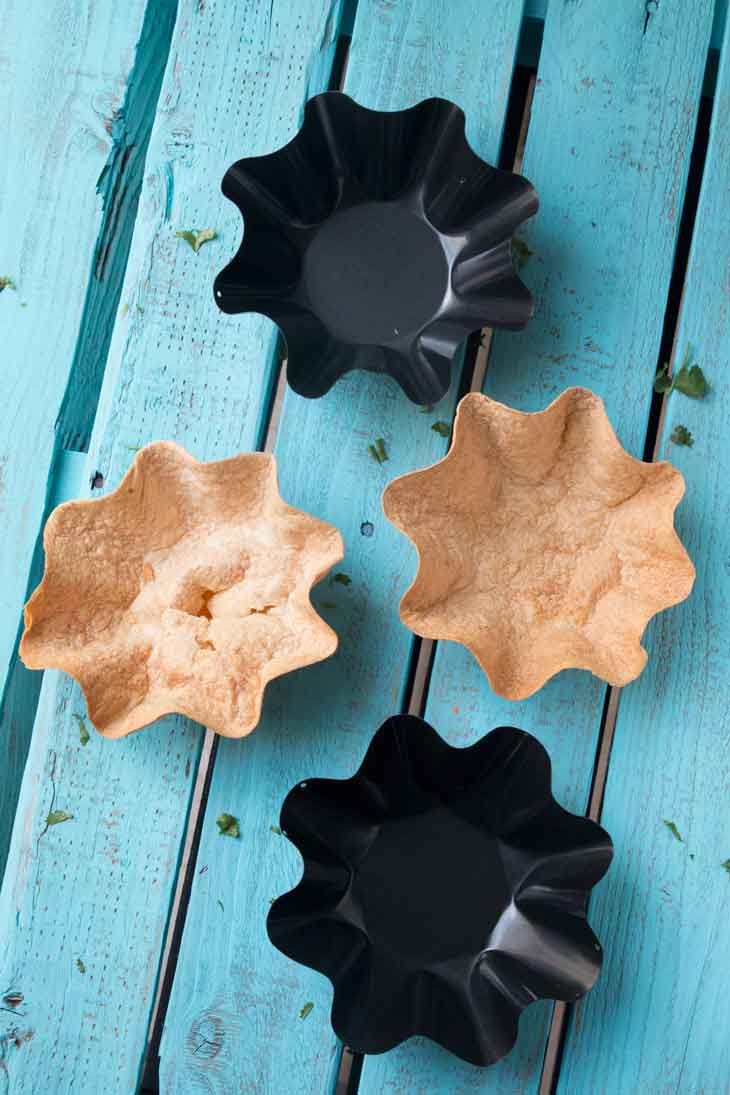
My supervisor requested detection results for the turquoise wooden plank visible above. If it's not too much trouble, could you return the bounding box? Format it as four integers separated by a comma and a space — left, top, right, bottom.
558, 21, 730, 1094
0, 0, 153, 870
158, 2, 526, 1092
525, 0, 727, 50
54, 0, 179, 454
360, 1, 716, 1092
0, 2, 344, 1092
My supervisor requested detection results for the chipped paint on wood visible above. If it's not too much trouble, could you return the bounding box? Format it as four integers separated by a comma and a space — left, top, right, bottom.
0, 0, 151, 880
158, 2, 526, 1093
0, 1, 345, 1092
364, 0, 715, 1092
560, 14, 730, 1092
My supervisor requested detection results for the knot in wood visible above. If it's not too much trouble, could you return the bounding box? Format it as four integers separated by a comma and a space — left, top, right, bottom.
187, 1013, 224, 1059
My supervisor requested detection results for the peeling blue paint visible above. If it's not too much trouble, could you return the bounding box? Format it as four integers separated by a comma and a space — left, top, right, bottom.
55, 0, 178, 453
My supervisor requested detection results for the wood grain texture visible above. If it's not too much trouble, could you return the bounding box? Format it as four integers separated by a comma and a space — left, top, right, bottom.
55, 0, 178, 453
158, 2, 526, 1092
558, 19, 730, 1094
0, 452, 87, 875
361, 1, 715, 1092
0, 0, 150, 869
0, 2, 344, 1092
526, 0, 727, 50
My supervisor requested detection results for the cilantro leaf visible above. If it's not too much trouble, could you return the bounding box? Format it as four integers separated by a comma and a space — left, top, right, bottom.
669, 424, 693, 447
654, 345, 709, 399
662, 819, 683, 842
368, 438, 388, 464
176, 227, 218, 254
653, 365, 673, 394
331, 572, 351, 586
75, 958, 85, 974
299, 1001, 314, 1020
673, 363, 708, 399
722, 859, 730, 874
216, 812, 240, 838
270, 824, 282, 835
431, 421, 451, 438
512, 237, 533, 267
73, 713, 90, 746
0, 276, 15, 293
46, 810, 73, 827
419, 404, 434, 414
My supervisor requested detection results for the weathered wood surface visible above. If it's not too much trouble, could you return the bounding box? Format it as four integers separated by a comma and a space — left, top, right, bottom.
558, 15, 730, 1093
526, 0, 728, 50
158, 1, 526, 1092
0, 2, 343, 1092
359, 0, 715, 1092
2, 0, 728, 1092
0, 0, 159, 873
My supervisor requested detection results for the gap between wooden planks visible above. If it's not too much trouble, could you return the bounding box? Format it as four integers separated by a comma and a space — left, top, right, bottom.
154, 1, 529, 1092
0, 3, 347, 1094
537, 51, 719, 1095
557, 15, 730, 1091
145, 25, 536, 1091
0, 0, 173, 878
356, 1, 716, 1093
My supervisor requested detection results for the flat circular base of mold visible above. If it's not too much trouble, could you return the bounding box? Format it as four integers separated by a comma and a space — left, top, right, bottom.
354, 796, 510, 964
303, 200, 448, 345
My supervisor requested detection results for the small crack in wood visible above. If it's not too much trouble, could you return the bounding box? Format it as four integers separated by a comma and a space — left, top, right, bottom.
643, 0, 659, 35
36, 750, 59, 848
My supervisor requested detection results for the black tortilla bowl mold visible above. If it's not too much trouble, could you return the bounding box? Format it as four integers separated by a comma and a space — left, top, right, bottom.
267, 715, 612, 1067
215, 92, 538, 405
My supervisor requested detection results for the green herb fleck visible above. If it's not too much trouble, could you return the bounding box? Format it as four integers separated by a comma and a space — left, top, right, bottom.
368, 438, 388, 464
431, 421, 451, 438
120, 302, 130, 317
299, 1001, 314, 1020
319, 601, 337, 610
722, 859, 730, 874
75, 959, 85, 974
216, 813, 240, 838
0, 276, 15, 293
669, 424, 693, 447
73, 713, 90, 746
217, 899, 225, 912
331, 572, 351, 587
663, 819, 683, 843
270, 824, 282, 836
674, 365, 708, 399
176, 227, 218, 254
46, 810, 73, 827
653, 365, 673, 394
420, 404, 434, 414
512, 237, 532, 267
654, 345, 709, 399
